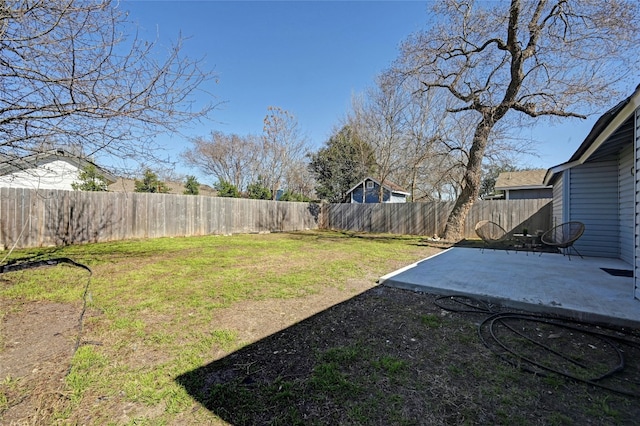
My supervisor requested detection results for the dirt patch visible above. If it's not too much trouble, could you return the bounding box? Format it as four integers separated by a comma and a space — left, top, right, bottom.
0, 277, 379, 424
209, 279, 377, 354
0, 299, 82, 424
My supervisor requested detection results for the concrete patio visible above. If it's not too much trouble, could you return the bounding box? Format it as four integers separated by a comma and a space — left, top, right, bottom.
379, 247, 640, 328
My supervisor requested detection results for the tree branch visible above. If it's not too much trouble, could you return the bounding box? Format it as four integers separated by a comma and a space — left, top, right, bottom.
512, 102, 586, 119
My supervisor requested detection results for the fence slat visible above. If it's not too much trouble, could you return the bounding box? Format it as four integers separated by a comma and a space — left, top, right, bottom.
323, 199, 552, 239
0, 189, 552, 249
0, 189, 324, 249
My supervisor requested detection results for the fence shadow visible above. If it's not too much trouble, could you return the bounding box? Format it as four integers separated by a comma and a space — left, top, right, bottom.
1, 189, 322, 249
324, 199, 552, 240
45, 192, 116, 246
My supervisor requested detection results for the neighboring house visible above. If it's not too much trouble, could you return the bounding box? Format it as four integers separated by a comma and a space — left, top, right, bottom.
543, 84, 639, 300
108, 177, 217, 196
493, 169, 552, 200
345, 177, 409, 203
0, 149, 116, 191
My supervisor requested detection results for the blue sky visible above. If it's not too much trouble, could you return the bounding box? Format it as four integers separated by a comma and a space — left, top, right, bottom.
121, 0, 616, 181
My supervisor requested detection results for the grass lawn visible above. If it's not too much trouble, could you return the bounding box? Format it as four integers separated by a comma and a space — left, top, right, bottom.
1, 230, 639, 425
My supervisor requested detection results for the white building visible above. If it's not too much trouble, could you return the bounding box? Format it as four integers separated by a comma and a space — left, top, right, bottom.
0, 149, 115, 191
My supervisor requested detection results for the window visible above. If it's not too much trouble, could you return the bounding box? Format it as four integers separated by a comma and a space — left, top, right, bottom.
366, 181, 374, 189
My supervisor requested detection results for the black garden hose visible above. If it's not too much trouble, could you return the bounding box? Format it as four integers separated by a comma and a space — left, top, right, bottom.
435, 294, 640, 397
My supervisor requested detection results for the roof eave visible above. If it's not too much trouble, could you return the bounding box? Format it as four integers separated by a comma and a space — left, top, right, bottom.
544, 85, 640, 186
495, 185, 552, 191
345, 176, 409, 196
0, 149, 117, 183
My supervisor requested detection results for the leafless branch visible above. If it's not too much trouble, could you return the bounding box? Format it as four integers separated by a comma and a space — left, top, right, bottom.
0, 0, 219, 169
392, 0, 638, 239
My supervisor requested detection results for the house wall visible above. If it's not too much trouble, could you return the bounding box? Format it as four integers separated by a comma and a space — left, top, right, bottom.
569, 160, 620, 258
552, 173, 564, 227
350, 183, 384, 203
0, 159, 80, 190
635, 107, 640, 300
389, 192, 407, 203
506, 188, 553, 200
618, 144, 635, 265
350, 180, 406, 203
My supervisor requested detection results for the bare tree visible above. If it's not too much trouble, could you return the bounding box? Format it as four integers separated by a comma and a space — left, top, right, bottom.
435, 109, 482, 200
396, 0, 639, 240
0, 0, 217, 169
184, 107, 309, 198
350, 76, 408, 202
351, 73, 470, 203
392, 81, 454, 201
284, 160, 316, 200
182, 132, 260, 191
260, 106, 309, 200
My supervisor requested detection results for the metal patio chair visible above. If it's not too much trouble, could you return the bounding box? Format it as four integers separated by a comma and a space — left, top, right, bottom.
474, 220, 512, 254
540, 221, 585, 260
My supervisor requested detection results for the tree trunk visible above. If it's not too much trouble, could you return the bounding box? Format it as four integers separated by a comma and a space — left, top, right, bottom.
443, 117, 494, 241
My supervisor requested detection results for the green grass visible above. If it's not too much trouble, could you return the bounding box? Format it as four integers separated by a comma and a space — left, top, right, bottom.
373, 355, 407, 375
2, 233, 422, 321
0, 230, 429, 424
420, 313, 443, 328
3, 230, 637, 425
0, 377, 19, 412
310, 362, 363, 396
66, 346, 109, 403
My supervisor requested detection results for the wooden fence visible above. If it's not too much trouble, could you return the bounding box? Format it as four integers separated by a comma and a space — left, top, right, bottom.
321, 199, 553, 239
0, 187, 552, 249
0, 188, 320, 249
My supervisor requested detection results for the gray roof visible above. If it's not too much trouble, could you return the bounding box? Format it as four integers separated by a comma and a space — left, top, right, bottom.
346, 177, 410, 196
0, 149, 116, 183
494, 169, 550, 190
108, 177, 217, 196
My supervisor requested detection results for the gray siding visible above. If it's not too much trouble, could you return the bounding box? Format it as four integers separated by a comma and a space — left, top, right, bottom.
569, 160, 619, 258
552, 173, 564, 227
635, 107, 640, 299
349, 179, 407, 203
389, 192, 407, 203
507, 188, 553, 200
619, 144, 634, 264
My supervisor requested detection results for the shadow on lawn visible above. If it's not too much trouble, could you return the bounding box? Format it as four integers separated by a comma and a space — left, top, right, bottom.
175, 287, 461, 425
174, 285, 640, 425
